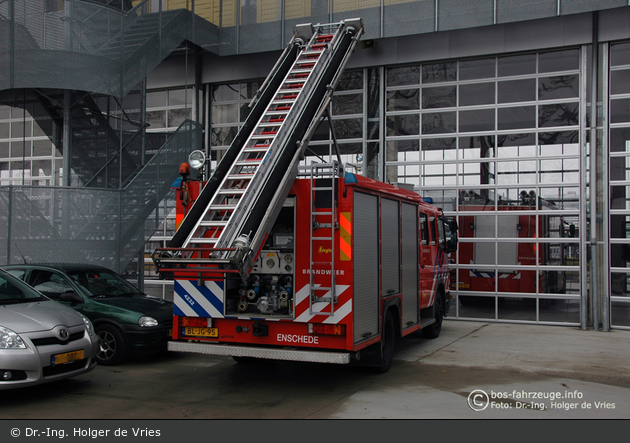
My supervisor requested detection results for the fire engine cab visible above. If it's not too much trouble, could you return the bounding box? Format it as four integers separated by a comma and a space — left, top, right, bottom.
152, 19, 458, 372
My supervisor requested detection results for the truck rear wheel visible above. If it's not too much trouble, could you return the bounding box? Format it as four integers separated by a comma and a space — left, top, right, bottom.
375, 311, 396, 373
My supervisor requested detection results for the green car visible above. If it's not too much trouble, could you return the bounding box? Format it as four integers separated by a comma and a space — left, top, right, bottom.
3, 264, 173, 366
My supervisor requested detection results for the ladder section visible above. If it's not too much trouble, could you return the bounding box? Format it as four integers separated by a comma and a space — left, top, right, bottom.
306, 162, 342, 316
181, 28, 338, 254
153, 19, 363, 278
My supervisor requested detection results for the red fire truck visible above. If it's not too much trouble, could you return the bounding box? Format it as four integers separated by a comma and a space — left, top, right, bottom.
152, 19, 457, 372
456, 190, 567, 296
160, 163, 457, 372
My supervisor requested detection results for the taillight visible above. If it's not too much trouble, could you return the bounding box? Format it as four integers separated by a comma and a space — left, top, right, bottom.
308, 323, 346, 336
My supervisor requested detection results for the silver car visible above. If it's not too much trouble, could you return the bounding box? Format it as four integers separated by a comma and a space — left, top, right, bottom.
0, 269, 99, 390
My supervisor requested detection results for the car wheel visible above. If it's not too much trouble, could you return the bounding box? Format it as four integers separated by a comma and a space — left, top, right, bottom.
422, 290, 444, 339
96, 324, 128, 366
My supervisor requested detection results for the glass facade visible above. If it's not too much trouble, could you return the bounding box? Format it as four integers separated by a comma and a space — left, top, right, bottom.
0, 105, 60, 186
384, 49, 583, 324
143, 39, 629, 327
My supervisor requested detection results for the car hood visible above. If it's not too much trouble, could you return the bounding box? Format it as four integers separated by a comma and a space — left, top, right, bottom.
0, 300, 83, 334
92, 296, 173, 322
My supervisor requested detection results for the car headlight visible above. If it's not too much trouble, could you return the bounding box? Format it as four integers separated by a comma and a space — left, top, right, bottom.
138, 316, 158, 327
0, 326, 26, 349
81, 315, 95, 336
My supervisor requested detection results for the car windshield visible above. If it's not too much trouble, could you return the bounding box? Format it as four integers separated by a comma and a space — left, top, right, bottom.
0, 271, 48, 304
66, 270, 142, 298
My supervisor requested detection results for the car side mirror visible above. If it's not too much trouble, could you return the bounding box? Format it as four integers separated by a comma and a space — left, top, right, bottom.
59, 291, 83, 304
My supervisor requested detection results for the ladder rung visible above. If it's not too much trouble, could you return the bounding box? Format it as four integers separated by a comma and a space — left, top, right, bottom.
251, 134, 276, 140
283, 81, 305, 87
209, 204, 237, 210
189, 238, 219, 245
264, 110, 289, 116
312, 237, 333, 241
243, 147, 269, 153
199, 221, 228, 227
290, 69, 312, 75
218, 189, 246, 195
234, 160, 262, 166
227, 174, 254, 180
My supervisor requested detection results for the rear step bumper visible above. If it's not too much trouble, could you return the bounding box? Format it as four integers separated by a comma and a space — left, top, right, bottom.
168, 341, 352, 364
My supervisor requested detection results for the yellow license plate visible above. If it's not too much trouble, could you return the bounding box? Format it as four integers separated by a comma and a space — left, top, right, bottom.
184, 327, 218, 338
52, 350, 84, 366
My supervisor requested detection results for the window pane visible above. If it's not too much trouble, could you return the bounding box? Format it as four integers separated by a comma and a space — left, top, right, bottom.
611, 70, 630, 95
459, 82, 495, 106
422, 62, 457, 83
498, 53, 536, 77
386, 115, 419, 136
539, 49, 579, 73
539, 103, 579, 127
610, 127, 630, 153
459, 58, 495, 80
422, 86, 456, 109
168, 88, 192, 106
422, 112, 456, 134
32, 139, 52, 157
498, 79, 535, 103
387, 66, 420, 87
146, 110, 166, 128
211, 126, 237, 147
539, 131, 579, 146
459, 109, 495, 132
460, 136, 495, 159
611, 98, 630, 123
168, 108, 191, 127
146, 90, 167, 108
212, 84, 240, 101
387, 89, 419, 111
422, 137, 456, 153
497, 106, 536, 130
332, 93, 362, 115
539, 75, 579, 100
332, 118, 362, 139
337, 70, 363, 91
211, 104, 239, 124
611, 42, 630, 67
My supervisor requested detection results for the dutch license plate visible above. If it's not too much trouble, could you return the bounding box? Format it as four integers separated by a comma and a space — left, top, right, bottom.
184, 327, 218, 338
52, 350, 84, 366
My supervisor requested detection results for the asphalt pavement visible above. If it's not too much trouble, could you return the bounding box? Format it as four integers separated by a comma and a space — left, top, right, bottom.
321, 320, 630, 419
1, 319, 629, 421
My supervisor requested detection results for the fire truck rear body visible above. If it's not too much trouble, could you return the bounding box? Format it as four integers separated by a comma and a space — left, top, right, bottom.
168, 171, 455, 366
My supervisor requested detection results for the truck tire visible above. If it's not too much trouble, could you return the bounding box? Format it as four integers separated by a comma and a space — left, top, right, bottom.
375, 311, 396, 373
422, 291, 444, 339
96, 324, 128, 366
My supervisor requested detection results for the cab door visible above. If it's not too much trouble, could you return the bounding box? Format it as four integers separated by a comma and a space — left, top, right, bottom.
419, 212, 433, 309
